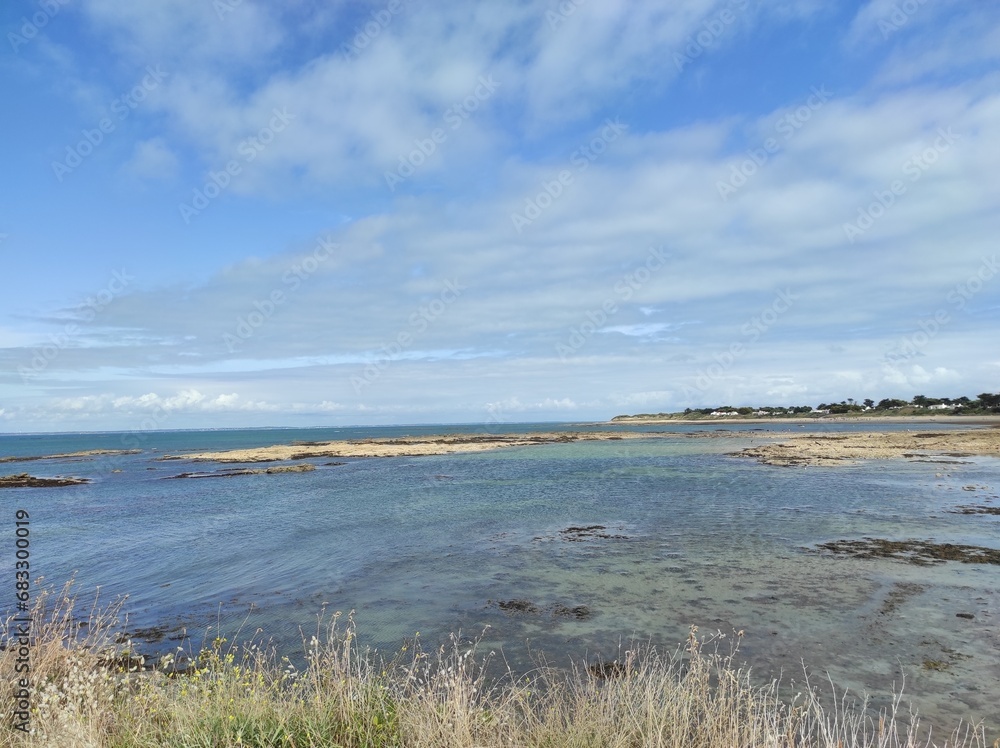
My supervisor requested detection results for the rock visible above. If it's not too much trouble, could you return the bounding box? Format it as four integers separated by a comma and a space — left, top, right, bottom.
816, 537, 1000, 566
164, 463, 316, 479
588, 660, 628, 679
495, 599, 538, 614
551, 525, 630, 542
950, 505, 1000, 516
0, 473, 90, 488
552, 604, 591, 620
0, 449, 140, 464
956, 612, 975, 620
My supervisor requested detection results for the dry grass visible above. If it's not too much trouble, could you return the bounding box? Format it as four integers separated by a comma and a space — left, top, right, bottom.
0, 584, 990, 748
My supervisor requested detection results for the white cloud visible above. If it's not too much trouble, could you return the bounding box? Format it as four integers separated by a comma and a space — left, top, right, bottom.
82, 0, 284, 68
50, 389, 282, 415
121, 137, 179, 182
608, 391, 674, 408
846, 0, 919, 46
601, 324, 677, 338
484, 395, 577, 413
67, 0, 831, 193
2, 2, 997, 430
539, 397, 577, 410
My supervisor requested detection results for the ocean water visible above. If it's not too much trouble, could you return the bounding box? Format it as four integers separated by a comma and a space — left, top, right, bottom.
1, 422, 998, 735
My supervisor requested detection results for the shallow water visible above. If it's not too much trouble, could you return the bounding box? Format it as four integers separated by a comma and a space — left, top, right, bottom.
2, 423, 998, 736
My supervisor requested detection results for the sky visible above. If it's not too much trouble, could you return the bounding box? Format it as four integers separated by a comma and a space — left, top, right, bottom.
1, 0, 999, 432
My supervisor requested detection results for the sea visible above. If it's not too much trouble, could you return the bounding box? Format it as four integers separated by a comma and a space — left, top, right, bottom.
1, 420, 998, 736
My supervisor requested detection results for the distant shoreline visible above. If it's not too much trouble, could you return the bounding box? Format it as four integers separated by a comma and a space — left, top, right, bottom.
608, 415, 1000, 426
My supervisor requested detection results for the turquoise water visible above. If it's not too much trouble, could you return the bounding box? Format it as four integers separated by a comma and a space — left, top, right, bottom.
1, 423, 998, 735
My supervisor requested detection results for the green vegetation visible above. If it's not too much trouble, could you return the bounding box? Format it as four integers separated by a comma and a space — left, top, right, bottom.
613, 393, 1000, 421
1, 583, 987, 747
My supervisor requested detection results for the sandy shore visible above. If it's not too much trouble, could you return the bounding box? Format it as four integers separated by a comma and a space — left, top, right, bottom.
158, 431, 651, 463
733, 428, 1000, 467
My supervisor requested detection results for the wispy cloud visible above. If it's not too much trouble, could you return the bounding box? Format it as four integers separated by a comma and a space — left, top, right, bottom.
1, 1, 998, 429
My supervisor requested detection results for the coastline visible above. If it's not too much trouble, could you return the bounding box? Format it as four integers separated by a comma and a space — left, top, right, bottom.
8, 422, 1000, 742
152, 420, 1000, 466
608, 415, 1000, 425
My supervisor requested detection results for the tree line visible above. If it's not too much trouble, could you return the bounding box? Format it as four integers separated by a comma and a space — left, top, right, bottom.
678, 392, 1000, 416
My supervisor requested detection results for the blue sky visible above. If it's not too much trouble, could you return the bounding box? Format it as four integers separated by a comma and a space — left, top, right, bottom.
1, 0, 999, 431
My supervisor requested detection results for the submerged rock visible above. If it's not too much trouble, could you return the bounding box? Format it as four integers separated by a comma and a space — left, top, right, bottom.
877, 582, 925, 616
164, 463, 316, 479
534, 525, 630, 542
552, 604, 591, 620
0, 449, 140, 464
587, 660, 629, 679
494, 599, 538, 614
816, 537, 1000, 565
490, 599, 593, 620
949, 505, 1000, 516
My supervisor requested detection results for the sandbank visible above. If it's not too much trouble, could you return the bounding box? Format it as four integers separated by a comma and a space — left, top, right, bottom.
157, 426, 1000, 465
164, 464, 317, 478
732, 428, 1000, 467
158, 431, 650, 463
0, 449, 141, 463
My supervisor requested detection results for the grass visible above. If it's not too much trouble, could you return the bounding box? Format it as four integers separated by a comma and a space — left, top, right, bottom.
0, 582, 991, 748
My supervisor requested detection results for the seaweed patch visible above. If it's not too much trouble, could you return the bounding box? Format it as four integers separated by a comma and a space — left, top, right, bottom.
816, 537, 1000, 565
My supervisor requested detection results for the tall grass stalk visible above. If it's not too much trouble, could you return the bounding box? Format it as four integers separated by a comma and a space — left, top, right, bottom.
0, 585, 989, 748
